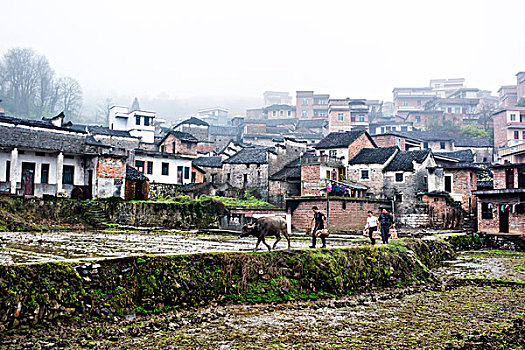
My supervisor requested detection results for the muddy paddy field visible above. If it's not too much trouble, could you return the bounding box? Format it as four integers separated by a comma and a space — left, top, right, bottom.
1, 230, 525, 349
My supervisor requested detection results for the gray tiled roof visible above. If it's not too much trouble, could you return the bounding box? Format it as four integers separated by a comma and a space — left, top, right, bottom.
126, 165, 149, 181
349, 147, 398, 165
167, 130, 199, 142
435, 150, 474, 163
223, 147, 269, 164
315, 130, 368, 149
0, 125, 87, 153
0, 115, 86, 133
454, 137, 492, 148
175, 117, 209, 128
193, 156, 223, 168
296, 119, 328, 129
398, 131, 453, 141
88, 126, 135, 138
209, 125, 240, 136
269, 157, 301, 181
383, 149, 431, 172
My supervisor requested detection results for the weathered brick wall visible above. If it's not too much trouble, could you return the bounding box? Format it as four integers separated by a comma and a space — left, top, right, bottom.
420, 194, 464, 229
96, 156, 126, 179
347, 133, 376, 161
446, 168, 477, 214
477, 196, 525, 234
290, 198, 388, 231
493, 110, 507, 151
195, 142, 214, 154
222, 163, 269, 200
301, 164, 321, 196
347, 164, 385, 196
372, 135, 406, 150
192, 167, 204, 183
159, 134, 197, 156
177, 125, 208, 141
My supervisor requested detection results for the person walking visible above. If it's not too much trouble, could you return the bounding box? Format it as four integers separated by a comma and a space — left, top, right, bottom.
364, 210, 379, 245
378, 208, 394, 244
309, 206, 327, 248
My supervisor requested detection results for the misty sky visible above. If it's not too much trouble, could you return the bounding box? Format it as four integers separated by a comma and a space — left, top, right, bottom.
2, 0, 524, 103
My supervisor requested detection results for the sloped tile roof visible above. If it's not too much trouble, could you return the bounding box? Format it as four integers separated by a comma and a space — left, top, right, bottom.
315, 130, 368, 149
383, 149, 431, 172
175, 117, 209, 128
435, 149, 474, 163
398, 131, 453, 141
193, 156, 223, 168
269, 158, 301, 180
167, 130, 199, 142
349, 147, 398, 165
0, 125, 87, 153
126, 165, 149, 181
454, 137, 492, 148
223, 147, 269, 164
296, 119, 328, 129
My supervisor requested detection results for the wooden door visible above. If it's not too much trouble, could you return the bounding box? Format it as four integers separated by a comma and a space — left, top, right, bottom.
21, 162, 35, 196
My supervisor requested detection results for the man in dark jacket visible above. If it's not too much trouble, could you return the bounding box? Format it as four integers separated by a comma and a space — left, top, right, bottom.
310, 206, 327, 248
378, 209, 394, 244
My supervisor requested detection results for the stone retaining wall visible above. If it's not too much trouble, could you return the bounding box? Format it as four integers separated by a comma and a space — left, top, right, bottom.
0, 239, 455, 331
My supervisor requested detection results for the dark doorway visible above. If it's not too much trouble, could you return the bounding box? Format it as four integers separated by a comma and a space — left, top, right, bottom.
21, 162, 35, 196
135, 181, 145, 200
518, 167, 525, 188
444, 175, 452, 192
506, 169, 515, 189
499, 206, 509, 233
87, 170, 93, 199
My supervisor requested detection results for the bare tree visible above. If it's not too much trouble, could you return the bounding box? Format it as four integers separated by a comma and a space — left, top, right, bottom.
95, 97, 113, 126
56, 76, 83, 119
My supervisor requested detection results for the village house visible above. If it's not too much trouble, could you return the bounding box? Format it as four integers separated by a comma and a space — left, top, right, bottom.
452, 137, 493, 163
0, 114, 129, 199
196, 107, 229, 126
192, 156, 223, 184
493, 107, 525, 163
314, 130, 377, 168
221, 147, 277, 200
498, 85, 518, 108
158, 130, 199, 156
296, 91, 330, 119
368, 121, 414, 135
108, 105, 156, 143
327, 98, 369, 133
473, 163, 525, 234
269, 157, 301, 207
208, 125, 241, 152
133, 149, 194, 185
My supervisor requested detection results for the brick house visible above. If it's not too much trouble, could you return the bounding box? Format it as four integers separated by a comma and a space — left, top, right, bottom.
192, 156, 223, 184
269, 157, 301, 207
296, 91, 330, 119
493, 107, 525, 163
347, 147, 399, 198
371, 132, 422, 151
473, 163, 525, 234
314, 130, 377, 168
158, 130, 199, 156
327, 98, 369, 133
173, 117, 209, 141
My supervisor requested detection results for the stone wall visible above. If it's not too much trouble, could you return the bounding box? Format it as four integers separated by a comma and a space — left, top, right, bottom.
0, 239, 454, 330
148, 182, 183, 199
106, 199, 227, 229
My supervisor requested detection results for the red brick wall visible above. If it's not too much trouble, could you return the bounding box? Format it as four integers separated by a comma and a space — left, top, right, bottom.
192, 166, 204, 183
421, 194, 464, 229
290, 198, 386, 231
347, 133, 376, 161
301, 164, 321, 196
372, 135, 406, 150
477, 196, 525, 234
446, 168, 477, 214
96, 156, 126, 179
195, 142, 213, 154
160, 134, 197, 156
493, 110, 507, 150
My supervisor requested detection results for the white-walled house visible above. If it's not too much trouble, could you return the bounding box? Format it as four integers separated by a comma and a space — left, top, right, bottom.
109, 106, 156, 143
133, 150, 194, 185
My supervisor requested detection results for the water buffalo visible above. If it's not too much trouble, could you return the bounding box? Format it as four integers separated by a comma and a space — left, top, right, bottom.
240, 216, 291, 251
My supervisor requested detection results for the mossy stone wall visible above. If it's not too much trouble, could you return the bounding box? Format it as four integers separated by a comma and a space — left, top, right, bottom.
0, 239, 454, 331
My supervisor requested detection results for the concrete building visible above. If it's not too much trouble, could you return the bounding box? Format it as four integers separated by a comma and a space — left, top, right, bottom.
197, 107, 229, 126
296, 91, 330, 119
327, 99, 369, 133
517, 72, 525, 101
263, 91, 292, 106
498, 85, 518, 108
108, 106, 156, 143
392, 87, 436, 116
492, 107, 525, 163
429, 78, 465, 97
133, 150, 194, 185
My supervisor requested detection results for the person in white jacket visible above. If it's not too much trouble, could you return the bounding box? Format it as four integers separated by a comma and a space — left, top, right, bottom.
364, 211, 379, 245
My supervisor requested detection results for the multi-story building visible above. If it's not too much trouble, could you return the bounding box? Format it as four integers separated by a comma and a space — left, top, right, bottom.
498, 86, 518, 108
197, 107, 229, 126
429, 78, 465, 97
327, 98, 369, 133
517, 72, 525, 101
296, 91, 330, 119
263, 91, 292, 106
108, 105, 156, 143
493, 107, 525, 163
392, 87, 436, 115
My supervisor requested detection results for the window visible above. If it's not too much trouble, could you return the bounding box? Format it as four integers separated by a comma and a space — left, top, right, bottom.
454, 107, 460, 113
146, 161, 153, 175
329, 150, 337, 158
161, 162, 169, 176
191, 172, 196, 183
186, 143, 192, 151
144, 117, 150, 126
135, 116, 141, 125
6, 161, 10, 182
423, 142, 429, 149
337, 113, 344, 121
160, 145, 166, 153
273, 111, 276, 116
395, 138, 401, 147
403, 101, 408, 106
243, 174, 248, 188
351, 115, 356, 122
481, 203, 493, 219
361, 170, 369, 180
381, 127, 385, 133
279, 110, 283, 116
36, 152, 45, 157
511, 114, 516, 121
41, 164, 49, 184
184, 166, 190, 179
395, 173, 403, 182
447, 107, 452, 113
135, 160, 145, 174
302, 98, 308, 105
415, 116, 421, 123
395, 194, 403, 202
358, 115, 365, 122
319, 111, 326, 117
440, 141, 446, 149
522, 131, 525, 140
63, 165, 74, 185
386, 126, 391, 131
288, 111, 291, 116
302, 111, 307, 117
227, 173, 230, 181
177, 166, 183, 184
515, 131, 520, 140
401, 126, 408, 132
